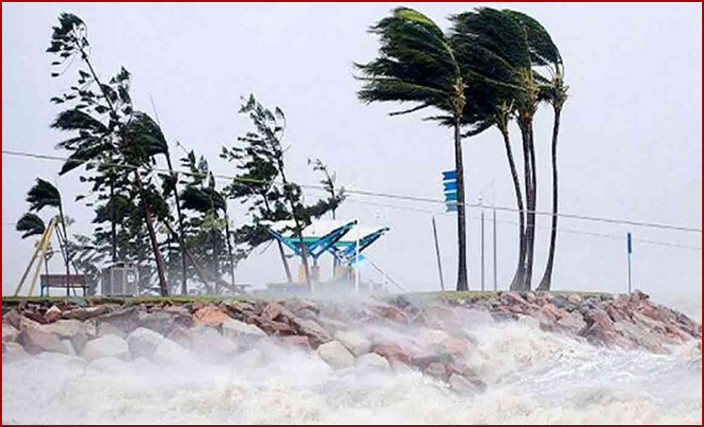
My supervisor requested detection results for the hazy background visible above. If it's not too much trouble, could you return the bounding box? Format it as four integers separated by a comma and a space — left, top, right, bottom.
2, 3, 701, 316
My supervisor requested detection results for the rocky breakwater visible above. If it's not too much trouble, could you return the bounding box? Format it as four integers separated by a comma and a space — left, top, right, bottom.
2, 290, 701, 396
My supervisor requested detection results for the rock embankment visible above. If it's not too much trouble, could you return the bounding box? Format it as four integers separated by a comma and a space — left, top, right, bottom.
2, 290, 701, 394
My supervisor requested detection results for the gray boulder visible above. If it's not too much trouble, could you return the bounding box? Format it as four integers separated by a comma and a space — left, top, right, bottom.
39, 319, 89, 352
317, 340, 355, 369
334, 330, 371, 356
82, 335, 130, 361
18, 327, 68, 355
221, 318, 267, 344
449, 373, 483, 397
127, 327, 166, 359
2, 323, 19, 343
356, 352, 391, 372
2, 342, 28, 364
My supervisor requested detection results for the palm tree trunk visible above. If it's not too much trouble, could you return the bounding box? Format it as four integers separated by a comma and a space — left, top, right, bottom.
134, 169, 169, 296
164, 155, 188, 295
499, 125, 526, 291
263, 197, 293, 282
537, 107, 562, 291
279, 168, 312, 290
454, 118, 469, 291
518, 119, 536, 291
224, 214, 236, 288
525, 124, 538, 290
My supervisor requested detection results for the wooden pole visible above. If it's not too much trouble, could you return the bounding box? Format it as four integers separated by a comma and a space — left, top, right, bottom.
432, 216, 445, 293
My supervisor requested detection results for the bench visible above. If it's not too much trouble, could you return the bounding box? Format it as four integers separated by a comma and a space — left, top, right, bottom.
40, 274, 87, 297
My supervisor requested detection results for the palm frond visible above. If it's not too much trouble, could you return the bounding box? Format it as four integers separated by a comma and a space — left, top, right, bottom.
27, 178, 61, 212
16, 213, 46, 238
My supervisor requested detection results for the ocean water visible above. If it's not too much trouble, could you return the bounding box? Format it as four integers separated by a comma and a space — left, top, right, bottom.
2, 305, 701, 424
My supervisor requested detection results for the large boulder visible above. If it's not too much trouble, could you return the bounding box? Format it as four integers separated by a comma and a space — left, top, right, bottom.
449, 373, 483, 396
317, 340, 355, 369
279, 335, 310, 350
152, 339, 198, 366
334, 330, 371, 356
93, 306, 141, 335
416, 328, 451, 348
2, 342, 29, 364
556, 311, 588, 335
18, 327, 68, 355
62, 305, 112, 321
139, 311, 180, 336
127, 327, 166, 359
189, 325, 240, 363
193, 306, 230, 326
2, 323, 19, 343
82, 335, 130, 361
356, 352, 391, 372
292, 318, 331, 347
373, 344, 413, 364
38, 319, 89, 352
222, 318, 267, 344
44, 305, 62, 323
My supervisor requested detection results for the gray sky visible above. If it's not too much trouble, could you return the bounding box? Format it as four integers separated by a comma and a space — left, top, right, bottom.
2, 2, 702, 309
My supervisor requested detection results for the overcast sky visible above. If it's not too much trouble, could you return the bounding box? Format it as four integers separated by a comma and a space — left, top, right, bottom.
2, 2, 701, 313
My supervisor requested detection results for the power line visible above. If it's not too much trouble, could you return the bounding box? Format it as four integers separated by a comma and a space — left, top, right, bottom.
344, 196, 703, 252
3, 148, 702, 234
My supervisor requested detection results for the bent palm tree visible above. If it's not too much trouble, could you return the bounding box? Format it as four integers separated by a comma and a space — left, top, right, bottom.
356, 7, 471, 291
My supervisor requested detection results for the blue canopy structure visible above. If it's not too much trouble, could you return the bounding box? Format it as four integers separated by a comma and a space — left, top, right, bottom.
266, 219, 358, 262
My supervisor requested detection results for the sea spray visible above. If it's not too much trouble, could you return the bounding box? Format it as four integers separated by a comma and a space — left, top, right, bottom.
2, 301, 701, 425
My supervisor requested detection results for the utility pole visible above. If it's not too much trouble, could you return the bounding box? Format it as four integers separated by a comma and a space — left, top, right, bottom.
432, 216, 445, 293
493, 206, 497, 292
627, 232, 633, 294
479, 196, 485, 292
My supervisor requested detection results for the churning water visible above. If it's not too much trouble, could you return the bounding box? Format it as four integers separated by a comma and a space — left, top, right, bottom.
2, 304, 701, 424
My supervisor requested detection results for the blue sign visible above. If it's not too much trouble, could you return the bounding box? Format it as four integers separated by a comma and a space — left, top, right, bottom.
442, 169, 458, 213
443, 181, 457, 191
442, 170, 457, 181
627, 232, 632, 254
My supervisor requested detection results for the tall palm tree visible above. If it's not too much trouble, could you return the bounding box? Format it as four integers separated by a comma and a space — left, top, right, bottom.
451, 7, 557, 290
356, 7, 471, 291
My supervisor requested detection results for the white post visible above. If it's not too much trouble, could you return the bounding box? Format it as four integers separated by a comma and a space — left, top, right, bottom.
355, 228, 360, 293
479, 196, 485, 292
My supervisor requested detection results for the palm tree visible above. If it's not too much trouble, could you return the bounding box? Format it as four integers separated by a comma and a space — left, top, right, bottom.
450, 7, 559, 290
25, 179, 72, 294
356, 7, 471, 291
16, 213, 46, 239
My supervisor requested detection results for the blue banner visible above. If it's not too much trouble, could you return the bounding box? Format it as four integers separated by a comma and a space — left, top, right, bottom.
444, 191, 457, 202
627, 232, 632, 254
446, 204, 458, 212
443, 181, 457, 191
442, 170, 457, 181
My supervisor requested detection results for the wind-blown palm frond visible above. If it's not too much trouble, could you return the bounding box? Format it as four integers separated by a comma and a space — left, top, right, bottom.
355, 7, 461, 119
27, 179, 61, 212
124, 112, 169, 158
16, 213, 46, 238
181, 186, 227, 214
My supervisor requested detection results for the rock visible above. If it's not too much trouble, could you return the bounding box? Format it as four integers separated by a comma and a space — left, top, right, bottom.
517, 314, 541, 329
557, 311, 588, 335
193, 306, 230, 326
441, 337, 470, 356
411, 352, 453, 370
262, 302, 295, 323
614, 321, 667, 353
152, 339, 198, 366
127, 327, 166, 359
334, 330, 371, 356
61, 339, 77, 356
317, 340, 355, 369
222, 318, 267, 343
500, 292, 528, 307
2, 323, 19, 343
280, 335, 310, 349
38, 319, 88, 352
94, 306, 141, 334
63, 305, 111, 321
292, 318, 331, 347
82, 335, 130, 361
18, 327, 68, 355
3, 309, 22, 329
373, 304, 406, 322
567, 294, 583, 304
448, 363, 488, 392
139, 311, 177, 336
257, 318, 296, 336
356, 352, 391, 372
163, 305, 191, 317
417, 329, 451, 348
2, 342, 28, 364
539, 303, 564, 322
423, 362, 448, 380
188, 325, 239, 362
44, 305, 62, 323
449, 373, 482, 396
373, 344, 413, 365
98, 321, 126, 338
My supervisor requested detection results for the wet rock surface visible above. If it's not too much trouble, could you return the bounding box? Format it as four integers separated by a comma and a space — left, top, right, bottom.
2, 289, 701, 394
